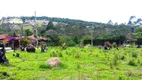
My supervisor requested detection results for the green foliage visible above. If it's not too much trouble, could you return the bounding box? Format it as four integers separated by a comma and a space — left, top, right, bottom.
103, 34, 126, 40
46, 35, 60, 46
82, 35, 91, 40
112, 54, 119, 66
20, 38, 30, 47
77, 63, 81, 69
13, 31, 17, 37
59, 36, 76, 46
134, 27, 142, 33
50, 51, 58, 57
39, 64, 51, 69
132, 32, 142, 38
41, 21, 55, 34
132, 52, 137, 58
112, 42, 117, 48
132, 27, 142, 39
75, 53, 81, 58
46, 21, 55, 30
73, 36, 79, 44
58, 52, 63, 57
25, 29, 33, 36
118, 76, 123, 80
0, 28, 6, 34
128, 59, 137, 66
61, 43, 67, 50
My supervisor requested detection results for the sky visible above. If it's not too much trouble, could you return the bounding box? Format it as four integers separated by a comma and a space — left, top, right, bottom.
0, 0, 142, 24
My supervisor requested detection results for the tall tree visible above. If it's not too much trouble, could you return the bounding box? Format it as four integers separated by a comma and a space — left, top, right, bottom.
41, 21, 55, 34
46, 21, 55, 30
73, 36, 79, 44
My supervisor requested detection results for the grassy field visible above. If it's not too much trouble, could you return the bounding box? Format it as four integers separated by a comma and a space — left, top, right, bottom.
0, 47, 142, 80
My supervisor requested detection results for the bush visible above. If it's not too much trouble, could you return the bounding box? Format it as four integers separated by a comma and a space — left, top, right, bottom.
59, 36, 76, 47
50, 51, 58, 57
113, 56, 118, 66
112, 42, 117, 48
39, 64, 51, 69
66, 40, 76, 46
61, 43, 67, 50
111, 54, 119, 66
58, 52, 63, 57
132, 52, 137, 58
83, 39, 105, 46
128, 59, 137, 66
20, 38, 30, 47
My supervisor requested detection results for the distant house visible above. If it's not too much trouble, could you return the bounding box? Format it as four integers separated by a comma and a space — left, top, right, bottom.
27, 35, 37, 40
0, 35, 22, 48
27, 35, 48, 41
125, 33, 137, 45
125, 33, 132, 40
0, 34, 7, 40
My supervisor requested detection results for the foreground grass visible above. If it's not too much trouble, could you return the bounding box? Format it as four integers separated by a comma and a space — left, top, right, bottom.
0, 47, 142, 80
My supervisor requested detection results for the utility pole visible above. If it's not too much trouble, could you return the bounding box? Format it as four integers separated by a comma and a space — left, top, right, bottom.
21, 18, 25, 37
34, 11, 38, 47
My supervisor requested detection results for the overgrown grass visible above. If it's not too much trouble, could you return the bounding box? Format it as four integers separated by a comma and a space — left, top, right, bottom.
0, 47, 142, 80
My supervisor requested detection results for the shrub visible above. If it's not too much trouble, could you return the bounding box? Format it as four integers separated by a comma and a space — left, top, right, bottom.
58, 52, 63, 57
50, 51, 58, 57
128, 59, 137, 66
112, 42, 117, 48
20, 38, 30, 47
118, 76, 123, 80
75, 53, 81, 58
132, 52, 137, 58
112, 54, 119, 66
61, 43, 67, 50
137, 59, 141, 65
39, 64, 51, 69
113, 57, 118, 66
77, 64, 81, 69
110, 62, 113, 69
59, 36, 76, 47
66, 40, 76, 46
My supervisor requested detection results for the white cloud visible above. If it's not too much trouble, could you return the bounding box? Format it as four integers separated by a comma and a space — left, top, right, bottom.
0, 0, 142, 23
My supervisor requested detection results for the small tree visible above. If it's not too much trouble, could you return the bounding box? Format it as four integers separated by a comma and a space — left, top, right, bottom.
73, 36, 79, 44
20, 38, 30, 47
41, 21, 55, 34
25, 29, 33, 36
112, 42, 117, 48
46, 21, 55, 30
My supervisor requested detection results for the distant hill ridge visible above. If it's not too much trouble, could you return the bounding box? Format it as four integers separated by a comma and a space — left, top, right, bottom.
1, 16, 142, 27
